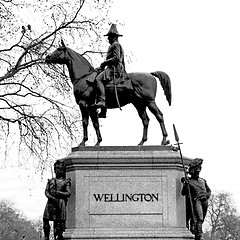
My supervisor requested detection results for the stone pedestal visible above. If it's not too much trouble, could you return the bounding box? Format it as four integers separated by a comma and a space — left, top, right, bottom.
63, 146, 194, 240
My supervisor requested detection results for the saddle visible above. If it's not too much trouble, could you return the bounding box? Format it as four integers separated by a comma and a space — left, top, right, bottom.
86, 70, 132, 118
86, 70, 133, 91
105, 76, 132, 91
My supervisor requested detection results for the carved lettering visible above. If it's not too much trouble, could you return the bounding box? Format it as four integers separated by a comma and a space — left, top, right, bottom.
93, 194, 104, 201
92, 193, 159, 202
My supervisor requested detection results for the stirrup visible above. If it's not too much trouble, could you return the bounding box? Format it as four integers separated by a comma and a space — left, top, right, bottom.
98, 108, 107, 118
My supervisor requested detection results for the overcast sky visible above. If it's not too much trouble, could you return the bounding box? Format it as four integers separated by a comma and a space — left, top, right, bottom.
0, 0, 240, 220
102, 0, 240, 211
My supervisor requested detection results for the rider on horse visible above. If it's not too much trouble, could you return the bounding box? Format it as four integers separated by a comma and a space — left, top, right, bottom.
94, 24, 128, 109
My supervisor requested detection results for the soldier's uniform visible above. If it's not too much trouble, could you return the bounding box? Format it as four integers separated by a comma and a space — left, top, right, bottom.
181, 158, 211, 240
43, 160, 71, 240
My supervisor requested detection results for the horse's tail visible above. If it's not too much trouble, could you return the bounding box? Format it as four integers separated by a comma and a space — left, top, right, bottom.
151, 71, 172, 106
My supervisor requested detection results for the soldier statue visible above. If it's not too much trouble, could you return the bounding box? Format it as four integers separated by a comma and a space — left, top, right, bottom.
43, 160, 71, 240
181, 158, 211, 240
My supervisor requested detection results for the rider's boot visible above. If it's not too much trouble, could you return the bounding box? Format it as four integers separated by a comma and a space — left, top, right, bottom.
98, 108, 107, 118
95, 79, 106, 109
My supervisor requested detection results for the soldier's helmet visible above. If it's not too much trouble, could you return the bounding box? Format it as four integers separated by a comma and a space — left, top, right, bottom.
54, 159, 66, 177
188, 158, 203, 174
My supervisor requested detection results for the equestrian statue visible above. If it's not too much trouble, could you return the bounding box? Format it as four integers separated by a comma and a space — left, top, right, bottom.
45, 24, 172, 147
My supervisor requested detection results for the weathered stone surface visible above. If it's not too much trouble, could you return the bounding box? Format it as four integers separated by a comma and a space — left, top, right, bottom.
63, 145, 194, 240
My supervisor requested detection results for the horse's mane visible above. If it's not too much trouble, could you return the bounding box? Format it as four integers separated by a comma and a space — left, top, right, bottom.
65, 47, 95, 80
67, 47, 95, 72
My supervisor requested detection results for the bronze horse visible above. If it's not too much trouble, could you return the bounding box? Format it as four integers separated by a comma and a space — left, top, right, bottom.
45, 42, 172, 146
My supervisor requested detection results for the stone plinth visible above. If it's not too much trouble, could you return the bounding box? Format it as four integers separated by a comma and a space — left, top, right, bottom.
63, 146, 194, 240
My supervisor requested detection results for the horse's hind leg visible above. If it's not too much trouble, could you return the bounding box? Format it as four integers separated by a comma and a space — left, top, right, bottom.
90, 109, 102, 146
134, 103, 149, 145
147, 101, 170, 145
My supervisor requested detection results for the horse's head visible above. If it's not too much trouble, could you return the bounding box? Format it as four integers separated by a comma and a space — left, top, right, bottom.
46, 40, 95, 82
46, 40, 68, 64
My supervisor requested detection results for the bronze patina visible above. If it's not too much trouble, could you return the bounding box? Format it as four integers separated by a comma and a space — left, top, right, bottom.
43, 160, 71, 240
181, 158, 211, 240
46, 38, 172, 146
94, 24, 127, 109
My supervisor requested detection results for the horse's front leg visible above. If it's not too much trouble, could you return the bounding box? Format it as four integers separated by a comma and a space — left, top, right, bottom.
79, 103, 89, 146
90, 108, 102, 146
138, 112, 149, 146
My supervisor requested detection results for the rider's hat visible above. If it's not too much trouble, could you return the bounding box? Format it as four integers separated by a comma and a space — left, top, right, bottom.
104, 24, 123, 37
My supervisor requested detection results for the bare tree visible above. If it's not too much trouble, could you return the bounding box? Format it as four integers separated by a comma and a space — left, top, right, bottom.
0, 0, 111, 170
203, 192, 240, 240
0, 200, 40, 240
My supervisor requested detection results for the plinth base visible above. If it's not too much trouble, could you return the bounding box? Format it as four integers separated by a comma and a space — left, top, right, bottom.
64, 228, 192, 239
63, 146, 194, 240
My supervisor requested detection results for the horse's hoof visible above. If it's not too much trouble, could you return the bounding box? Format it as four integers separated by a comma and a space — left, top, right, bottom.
78, 141, 86, 147
171, 145, 179, 151
78, 144, 85, 147
161, 139, 170, 146
138, 140, 145, 146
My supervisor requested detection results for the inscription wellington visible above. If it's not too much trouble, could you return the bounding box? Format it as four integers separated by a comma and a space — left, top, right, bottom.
93, 193, 159, 202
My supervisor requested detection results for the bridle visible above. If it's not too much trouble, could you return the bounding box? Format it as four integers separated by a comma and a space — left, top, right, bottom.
47, 46, 74, 63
